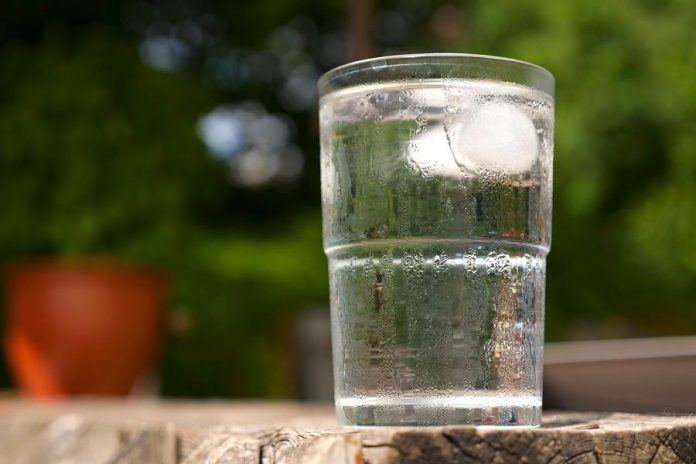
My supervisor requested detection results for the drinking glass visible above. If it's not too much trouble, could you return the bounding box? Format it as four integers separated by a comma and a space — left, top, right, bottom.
319, 54, 554, 426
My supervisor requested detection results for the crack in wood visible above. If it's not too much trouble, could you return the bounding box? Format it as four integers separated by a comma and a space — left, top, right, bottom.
4, 407, 696, 463
647, 443, 661, 464
567, 449, 598, 464
109, 431, 148, 464
441, 431, 483, 463
362, 442, 406, 454
672, 430, 696, 460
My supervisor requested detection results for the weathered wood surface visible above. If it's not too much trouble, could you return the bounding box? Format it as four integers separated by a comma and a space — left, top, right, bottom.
1, 400, 695, 463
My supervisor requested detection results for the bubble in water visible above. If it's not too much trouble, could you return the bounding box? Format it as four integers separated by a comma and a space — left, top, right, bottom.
432, 253, 448, 270
494, 253, 512, 276
380, 252, 395, 278
483, 252, 512, 276
402, 254, 415, 269
462, 253, 478, 274
403, 251, 425, 278
415, 113, 427, 133
367, 92, 385, 106
362, 255, 376, 278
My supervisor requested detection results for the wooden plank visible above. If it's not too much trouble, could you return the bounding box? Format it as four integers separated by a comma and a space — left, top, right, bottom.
1, 401, 695, 463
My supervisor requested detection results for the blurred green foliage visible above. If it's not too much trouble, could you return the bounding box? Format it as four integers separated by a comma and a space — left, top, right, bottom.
1, 0, 695, 397
0, 31, 220, 260
456, 0, 696, 338
0, 28, 328, 397
160, 214, 326, 397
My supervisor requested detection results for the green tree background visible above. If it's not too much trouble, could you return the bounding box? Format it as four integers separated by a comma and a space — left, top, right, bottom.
458, 0, 696, 338
0, 0, 694, 397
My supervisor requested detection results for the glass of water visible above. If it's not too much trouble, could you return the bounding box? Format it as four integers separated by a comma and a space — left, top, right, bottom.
319, 54, 554, 427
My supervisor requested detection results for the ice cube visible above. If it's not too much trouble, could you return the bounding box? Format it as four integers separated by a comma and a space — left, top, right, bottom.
406, 124, 463, 178
451, 102, 538, 175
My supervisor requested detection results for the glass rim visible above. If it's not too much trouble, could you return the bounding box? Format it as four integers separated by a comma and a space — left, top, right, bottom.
318, 53, 555, 99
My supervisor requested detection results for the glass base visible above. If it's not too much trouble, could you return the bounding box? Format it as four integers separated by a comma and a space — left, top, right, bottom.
336, 393, 541, 427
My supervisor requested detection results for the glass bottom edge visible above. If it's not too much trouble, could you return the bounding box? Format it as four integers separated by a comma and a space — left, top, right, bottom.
336, 394, 541, 427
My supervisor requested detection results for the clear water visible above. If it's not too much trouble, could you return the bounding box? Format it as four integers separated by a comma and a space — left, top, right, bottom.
320, 79, 553, 426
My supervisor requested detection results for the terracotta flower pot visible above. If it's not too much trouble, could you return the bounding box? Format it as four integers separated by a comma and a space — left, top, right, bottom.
4, 260, 165, 397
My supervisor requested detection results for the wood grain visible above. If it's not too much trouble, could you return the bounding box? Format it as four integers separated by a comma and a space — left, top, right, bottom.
1, 401, 694, 463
